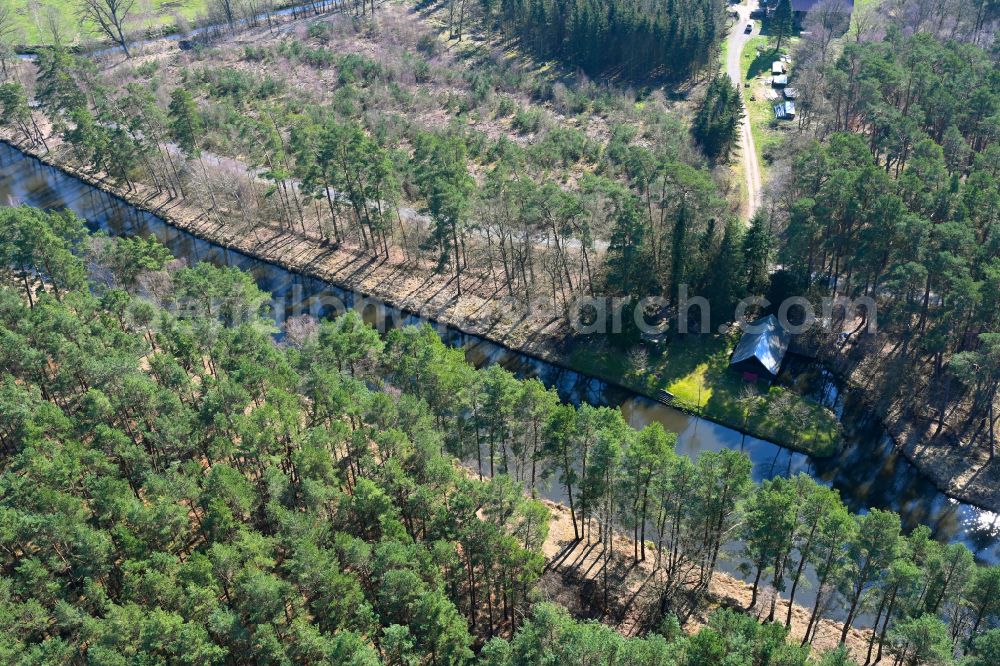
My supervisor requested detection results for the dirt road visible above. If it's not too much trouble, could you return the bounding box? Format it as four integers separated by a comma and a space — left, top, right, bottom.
726, 0, 763, 220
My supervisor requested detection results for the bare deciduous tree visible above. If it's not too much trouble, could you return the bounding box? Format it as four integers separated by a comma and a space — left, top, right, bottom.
78, 0, 135, 56
0, 3, 17, 77
38, 2, 72, 48
803, 0, 851, 68
209, 0, 238, 30
849, 0, 883, 43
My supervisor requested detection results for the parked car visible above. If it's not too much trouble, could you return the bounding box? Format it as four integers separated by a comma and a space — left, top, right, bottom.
745, 22, 754, 33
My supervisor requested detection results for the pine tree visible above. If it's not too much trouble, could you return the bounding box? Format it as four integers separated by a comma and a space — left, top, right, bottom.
167, 88, 204, 158
604, 192, 655, 297
704, 219, 746, 328
693, 75, 743, 161
772, 0, 793, 51
413, 133, 475, 295
743, 212, 774, 298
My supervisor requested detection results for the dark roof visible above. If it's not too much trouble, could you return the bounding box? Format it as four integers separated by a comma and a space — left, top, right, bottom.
730, 315, 791, 377
791, 0, 853, 12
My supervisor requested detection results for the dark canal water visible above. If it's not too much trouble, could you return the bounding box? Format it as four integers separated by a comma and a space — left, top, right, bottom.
2, 141, 998, 580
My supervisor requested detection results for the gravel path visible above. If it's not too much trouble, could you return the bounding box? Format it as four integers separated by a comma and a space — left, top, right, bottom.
726, 0, 763, 220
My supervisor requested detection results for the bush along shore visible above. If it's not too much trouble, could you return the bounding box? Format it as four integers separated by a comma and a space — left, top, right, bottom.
7, 0, 993, 508
1, 135, 840, 459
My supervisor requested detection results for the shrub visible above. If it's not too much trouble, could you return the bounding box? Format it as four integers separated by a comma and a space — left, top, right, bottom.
416, 33, 438, 56
195, 67, 285, 107
134, 60, 159, 78
512, 107, 543, 135
531, 127, 593, 167
242, 45, 268, 62
413, 58, 431, 84
464, 71, 493, 106
302, 47, 336, 69
307, 21, 331, 42
495, 94, 517, 118
337, 53, 383, 86
551, 82, 588, 115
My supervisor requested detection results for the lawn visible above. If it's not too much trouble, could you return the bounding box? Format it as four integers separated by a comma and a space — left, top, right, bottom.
7, 0, 209, 47
739, 34, 797, 172
569, 333, 842, 457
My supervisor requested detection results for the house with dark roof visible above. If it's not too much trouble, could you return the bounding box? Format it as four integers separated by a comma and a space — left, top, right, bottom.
763, 0, 852, 30
791, 0, 853, 12
729, 315, 791, 382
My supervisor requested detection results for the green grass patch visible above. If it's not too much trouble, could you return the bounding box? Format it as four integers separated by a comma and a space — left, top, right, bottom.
719, 39, 727, 68
8, 0, 209, 47
742, 36, 776, 81
739, 35, 796, 172
569, 332, 841, 457
658, 335, 840, 457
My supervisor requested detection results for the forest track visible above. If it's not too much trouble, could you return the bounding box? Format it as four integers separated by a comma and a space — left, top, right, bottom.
726, 0, 763, 221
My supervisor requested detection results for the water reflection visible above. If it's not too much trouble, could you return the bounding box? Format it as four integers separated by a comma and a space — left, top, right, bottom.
2, 141, 998, 566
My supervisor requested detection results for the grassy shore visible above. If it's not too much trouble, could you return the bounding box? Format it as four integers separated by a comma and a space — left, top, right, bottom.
4, 1, 840, 460
7, 0, 208, 46
12, 131, 842, 458
569, 333, 842, 457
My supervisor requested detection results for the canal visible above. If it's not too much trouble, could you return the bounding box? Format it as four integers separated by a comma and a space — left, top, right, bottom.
2, 140, 998, 575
